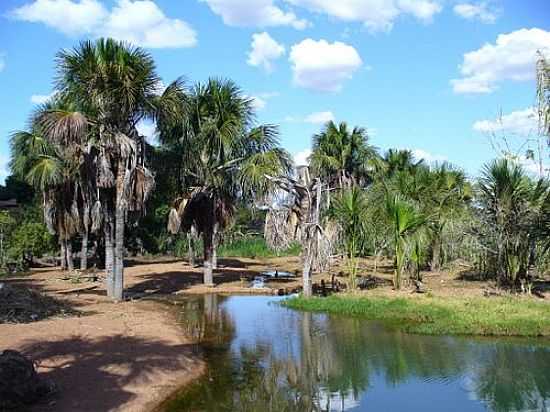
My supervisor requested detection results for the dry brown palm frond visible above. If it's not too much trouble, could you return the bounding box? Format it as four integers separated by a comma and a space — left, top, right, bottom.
128, 165, 155, 211
38, 110, 88, 146
114, 132, 137, 160
167, 207, 181, 234
43, 196, 57, 235
97, 151, 115, 188
90, 200, 103, 233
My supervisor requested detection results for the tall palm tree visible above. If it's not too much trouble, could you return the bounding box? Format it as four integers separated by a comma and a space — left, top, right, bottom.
310, 121, 377, 190
165, 78, 291, 285
385, 194, 426, 289
38, 38, 185, 300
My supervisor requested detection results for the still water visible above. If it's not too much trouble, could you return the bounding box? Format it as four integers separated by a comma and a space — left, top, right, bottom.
162, 295, 550, 412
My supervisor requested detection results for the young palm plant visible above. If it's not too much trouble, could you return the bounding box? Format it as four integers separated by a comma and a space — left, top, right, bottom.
385, 194, 426, 289
329, 186, 368, 290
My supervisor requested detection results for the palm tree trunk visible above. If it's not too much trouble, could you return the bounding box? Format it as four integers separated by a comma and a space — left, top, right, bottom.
113, 204, 125, 300
104, 205, 115, 298
212, 222, 218, 269
80, 230, 88, 271
303, 252, 312, 297
430, 235, 441, 272
187, 232, 195, 266
203, 229, 214, 287
66, 240, 74, 272
60, 240, 67, 270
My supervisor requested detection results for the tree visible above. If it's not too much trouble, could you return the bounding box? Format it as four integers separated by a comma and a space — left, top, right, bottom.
310, 121, 377, 190
477, 159, 550, 285
385, 194, 426, 289
329, 187, 368, 289
39, 38, 185, 300
165, 79, 291, 285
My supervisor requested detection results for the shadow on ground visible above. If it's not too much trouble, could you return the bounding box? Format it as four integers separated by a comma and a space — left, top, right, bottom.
20, 335, 198, 412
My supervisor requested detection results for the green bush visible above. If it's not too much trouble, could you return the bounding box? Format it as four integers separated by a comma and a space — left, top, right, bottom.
7, 222, 55, 264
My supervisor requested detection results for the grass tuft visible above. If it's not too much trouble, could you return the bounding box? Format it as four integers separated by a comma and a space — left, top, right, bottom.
218, 237, 301, 258
283, 294, 550, 338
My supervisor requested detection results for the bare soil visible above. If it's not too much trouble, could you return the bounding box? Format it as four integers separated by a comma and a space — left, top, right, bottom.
0, 255, 547, 411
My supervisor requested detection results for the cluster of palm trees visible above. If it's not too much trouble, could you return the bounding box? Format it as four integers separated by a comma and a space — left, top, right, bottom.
310, 120, 550, 289
11, 39, 291, 299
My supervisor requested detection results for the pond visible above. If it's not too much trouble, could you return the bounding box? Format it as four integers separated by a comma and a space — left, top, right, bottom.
161, 295, 550, 412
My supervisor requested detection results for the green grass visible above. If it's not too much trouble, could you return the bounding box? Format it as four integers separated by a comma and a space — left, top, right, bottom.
218, 237, 301, 258
283, 294, 550, 338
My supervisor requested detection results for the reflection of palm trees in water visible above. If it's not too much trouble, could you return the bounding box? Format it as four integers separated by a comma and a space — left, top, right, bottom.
166, 296, 550, 412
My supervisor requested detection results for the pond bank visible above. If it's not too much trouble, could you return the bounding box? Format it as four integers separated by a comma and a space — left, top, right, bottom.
0, 269, 205, 411
284, 294, 550, 338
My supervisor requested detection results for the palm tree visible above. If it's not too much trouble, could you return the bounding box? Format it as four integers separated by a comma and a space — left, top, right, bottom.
10, 114, 84, 270
385, 194, 426, 289
38, 38, 185, 300
375, 149, 423, 178
165, 78, 291, 285
329, 186, 368, 289
310, 121, 377, 190
478, 158, 549, 285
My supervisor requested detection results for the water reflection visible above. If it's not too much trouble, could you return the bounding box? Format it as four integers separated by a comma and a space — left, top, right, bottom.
164, 295, 550, 412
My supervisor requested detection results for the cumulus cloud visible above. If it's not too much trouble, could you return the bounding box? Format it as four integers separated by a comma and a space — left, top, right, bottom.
200, 0, 309, 29
293, 149, 311, 166
304, 111, 334, 124
453, 2, 498, 24
411, 148, 447, 163
30, 91, 57, 104
11, 0, 197, 48
473, 107, 538, 136
451, 28, 550, 94
289, 39, 362, 92
248, 96, 267, 111
286, 0, 442, 32
247, 32, 285, 72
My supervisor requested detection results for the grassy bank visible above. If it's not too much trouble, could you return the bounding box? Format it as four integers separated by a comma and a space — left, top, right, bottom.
218, 237, 301, 258
284, 294, 550, 338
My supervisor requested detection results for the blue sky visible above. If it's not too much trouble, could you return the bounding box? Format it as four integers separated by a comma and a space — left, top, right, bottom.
0, 0, 549, 183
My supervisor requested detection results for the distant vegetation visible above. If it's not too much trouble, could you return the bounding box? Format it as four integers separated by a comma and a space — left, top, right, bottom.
1, 39, 550, 303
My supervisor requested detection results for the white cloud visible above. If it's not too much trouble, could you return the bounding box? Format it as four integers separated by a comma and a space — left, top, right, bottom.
200, 0, 309, 29
286, 0, 442, 32
453, 2, 498, 24
304, 111, 334, 124
11, 0, 107, 35
11, 0, 197, 48
0, 54, 5, 72
411, 148, 447, 163
249, 96, 267, 111
289, 39, 362, 92
451, 28, 550, 94
293, 149, 311, 166
30, 91, 57, 104
247, 32, 285, 72
473, 107, 538, 136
